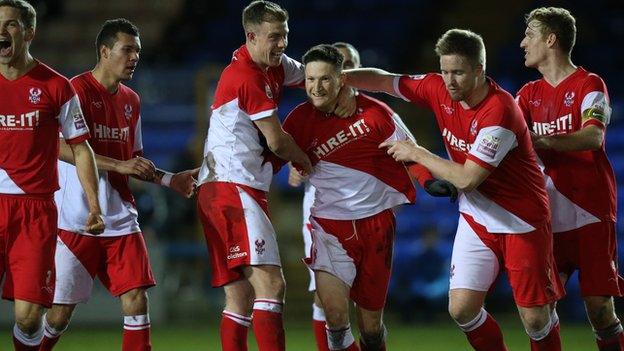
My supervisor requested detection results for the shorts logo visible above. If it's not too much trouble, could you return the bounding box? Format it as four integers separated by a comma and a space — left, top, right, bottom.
124, 104, 133, 119
264, 83, 273, 100
227, 245, 248, 260
255, 239, 266, 255
476, 134, 500, 158
29, 87, 42, 104
449, 264, 455, 279
564, 91, 575, 107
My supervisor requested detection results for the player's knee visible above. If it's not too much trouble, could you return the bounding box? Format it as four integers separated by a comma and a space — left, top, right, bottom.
257, 275, 285, 300
360, 324, 387, 350
121, 289, 149, 315
585, 296, 618, 329
323, 305, 349, 329
519, 308, 550, 333
448, 301, 480, 325
15, 314, 43, 336
45, 309, 72, 331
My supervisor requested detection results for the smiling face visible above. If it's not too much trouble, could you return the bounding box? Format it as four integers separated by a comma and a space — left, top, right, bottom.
0, 6, 34, 65
520, 20, 550, 68
100, 32, 141, 81
305, 60, 343, 113
247, 20, 288, 69
439, 54, 482, 102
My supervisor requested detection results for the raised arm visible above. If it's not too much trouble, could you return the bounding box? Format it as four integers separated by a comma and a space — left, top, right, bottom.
344, 68, 401, 96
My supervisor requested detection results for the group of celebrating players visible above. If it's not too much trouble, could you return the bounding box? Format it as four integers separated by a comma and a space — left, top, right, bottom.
0, 0, 620, 350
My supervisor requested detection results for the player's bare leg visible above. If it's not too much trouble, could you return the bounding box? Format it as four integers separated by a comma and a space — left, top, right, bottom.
315, 271, 359, 351
39, 304, 76, 350
243, 265, 286, 351
119, 288, 151, 351
584, 295, 624, 350
222, 279, 254, 351
355, 306, 385, 351
13, 300, 45, 351
449, 289, 508, 351
517, 304, 561, 350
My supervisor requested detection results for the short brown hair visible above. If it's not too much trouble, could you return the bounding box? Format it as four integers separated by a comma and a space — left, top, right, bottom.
526, 7, 576, 55
435, 29, 486, 69
302, 44, 344, 73
0, 0, 36, 29
242, 1, 288, 31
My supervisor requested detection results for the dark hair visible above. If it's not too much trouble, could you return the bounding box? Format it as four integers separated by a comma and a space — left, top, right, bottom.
434, 29, 486, 69
242, 1, 288, 31
526, 7, 576, 55
302, 44, 344, 73
332, 41, 361, 68
0, 0, 36, 29
95, 18, 140, 61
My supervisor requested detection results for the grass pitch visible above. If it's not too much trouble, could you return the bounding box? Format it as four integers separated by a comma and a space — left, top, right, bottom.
0, 320, 597, 350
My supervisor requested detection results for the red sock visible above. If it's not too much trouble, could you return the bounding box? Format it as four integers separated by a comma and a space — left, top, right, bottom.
463, 312, 508, 351
252, 299, 285, 351
12, 336, 39, 351
39, 336, 61, 350
344, 343, 360, 351
313, 319, 330, 351
122, 315, 151, 351
359, 339, 385, 351
221, 311, 251, 351
596, 327, 624, 351
530, 321, 561, 351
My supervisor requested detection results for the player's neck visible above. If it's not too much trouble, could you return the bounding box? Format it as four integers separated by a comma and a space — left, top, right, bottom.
92, 64, 121, 93
538, 55, 576, 87
460, 78, 489, 109
0, 52, 36, 80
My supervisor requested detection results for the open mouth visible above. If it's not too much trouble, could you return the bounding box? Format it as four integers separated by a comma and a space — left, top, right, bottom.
0, 38, 12, 57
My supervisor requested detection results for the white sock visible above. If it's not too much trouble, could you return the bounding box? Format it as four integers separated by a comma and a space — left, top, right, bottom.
526, 316, 553, 341
13, 322, 44, 347
253, 299, 283, 314
223, 310, 252, 327
123, 314, 150, 331
312, 303, 326, 321
43, 314, 67, 339
457, 308, 487, 332
326, 324, 355, 351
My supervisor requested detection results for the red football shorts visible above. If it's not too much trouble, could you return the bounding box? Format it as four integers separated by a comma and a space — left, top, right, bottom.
197, 182, 281, 287
554, 221, 624, 297
450, 213, 565, 307
307, 209, 395, 311
53, 230, 156, 304
0, 194, 57, 307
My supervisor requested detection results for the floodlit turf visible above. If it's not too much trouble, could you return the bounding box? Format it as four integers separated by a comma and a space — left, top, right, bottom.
0, 321, 596, 350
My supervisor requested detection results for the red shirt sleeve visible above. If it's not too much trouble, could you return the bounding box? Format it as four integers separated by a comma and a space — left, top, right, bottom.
238, 75, 278, 121
393, 73, 443, 110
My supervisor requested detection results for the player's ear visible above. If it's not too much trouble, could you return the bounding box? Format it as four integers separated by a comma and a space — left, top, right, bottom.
100, 45, 110, 60
546, 32, 557, 48
24, 27, 35, 42
246, 29, 256, 43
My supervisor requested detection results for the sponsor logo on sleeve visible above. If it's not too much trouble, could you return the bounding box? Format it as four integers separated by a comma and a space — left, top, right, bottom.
28, 87, 42, 104
476, 134, 500, 159
582, 103, 608, 125
72, 107, 86, 130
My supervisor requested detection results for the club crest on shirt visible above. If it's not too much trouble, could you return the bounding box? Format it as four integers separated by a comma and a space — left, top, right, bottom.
470, 119, 478, 136
124, 104, 133, 119
264, 83, 273, 100
28, 87, 42, 104
92, 101, 103, 109
440, 103, 454, 115
255, 239, 266, 255
476, 134, 500, 159
564, 91, 575, 107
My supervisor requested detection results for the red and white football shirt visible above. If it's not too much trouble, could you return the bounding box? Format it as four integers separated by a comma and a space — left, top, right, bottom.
197, 45, 304, 192
55, 72, 142, 236
0, 62, 89, 195
516, 67, 616, 232
394, 74, 549, 233
282, 94, 416, 220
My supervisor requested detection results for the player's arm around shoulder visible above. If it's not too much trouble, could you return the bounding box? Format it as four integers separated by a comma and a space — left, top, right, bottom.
344, 68, 401, 97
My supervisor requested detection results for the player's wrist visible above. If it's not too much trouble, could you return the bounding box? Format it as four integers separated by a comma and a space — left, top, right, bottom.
160, 171, 174, 187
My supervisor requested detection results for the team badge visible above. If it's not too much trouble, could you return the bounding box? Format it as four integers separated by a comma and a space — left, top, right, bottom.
255, 239, 266, 255
72, 108, 86, 129
264, 83, 273, 100
124, 104, 133, 119
564, 91, 575, 107
28, 87, 42, 104
449, 264, 455, 279
440, 103, 454, 115
469, 119, 478, 136
92, 101, 103, 109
